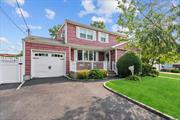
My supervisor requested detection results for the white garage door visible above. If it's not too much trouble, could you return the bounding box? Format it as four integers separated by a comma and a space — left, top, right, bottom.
31, 51, 65, 78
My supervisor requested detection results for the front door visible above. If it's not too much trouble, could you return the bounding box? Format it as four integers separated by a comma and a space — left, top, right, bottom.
105, 52, 110, 70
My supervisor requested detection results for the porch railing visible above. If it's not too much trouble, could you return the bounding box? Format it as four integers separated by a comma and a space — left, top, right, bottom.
70, 61, 108, 72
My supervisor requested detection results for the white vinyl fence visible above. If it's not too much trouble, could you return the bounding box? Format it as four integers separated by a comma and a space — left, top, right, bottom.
0, 57, 24, 84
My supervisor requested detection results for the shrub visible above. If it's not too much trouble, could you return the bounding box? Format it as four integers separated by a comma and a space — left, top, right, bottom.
117, 52, 142, 78
141, 63, 159, 77
88, 69, 104, 79
77, 70, 89, 79
99, 69, 108, 78
171, 69, 180, 73
126, 75, 140, 81
141, 64, 152, 76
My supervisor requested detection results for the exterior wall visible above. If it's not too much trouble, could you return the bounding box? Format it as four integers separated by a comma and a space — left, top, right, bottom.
116, 49, 126, 60
25, 42, 70, 76
99, 52, 105, 61
67, 23, 120, 47
56, 25, 65, 42
71, 48, 74, 61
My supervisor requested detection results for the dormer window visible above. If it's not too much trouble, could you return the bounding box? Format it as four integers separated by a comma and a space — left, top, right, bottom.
76, 27, 96, 41
98, 32, 109, 43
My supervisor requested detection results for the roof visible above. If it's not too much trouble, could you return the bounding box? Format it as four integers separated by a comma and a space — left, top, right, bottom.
65, 19, 127, 38
0, 54, 17, 57
23, 36, 68, 47
23, 35, 127, 51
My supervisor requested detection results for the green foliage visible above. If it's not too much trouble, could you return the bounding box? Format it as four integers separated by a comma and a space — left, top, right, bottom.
99, 69, 108, 78
126, 75, 140, 81
90, 21, 105, 29
170, 69, 180, 73
77, 69, 107, 79
117, 52, 142, 77
141, 64, 159, 77
48, 24, 61, 38
77, 70, 89, 79
117, 0, 180, 65
88, 69, 104, 79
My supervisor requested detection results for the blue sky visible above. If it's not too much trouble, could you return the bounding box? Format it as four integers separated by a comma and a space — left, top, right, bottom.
0, 0, 178, 54
0, 0, 122, 54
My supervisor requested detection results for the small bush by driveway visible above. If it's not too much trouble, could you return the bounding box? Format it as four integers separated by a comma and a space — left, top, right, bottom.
0, 78, 164, 120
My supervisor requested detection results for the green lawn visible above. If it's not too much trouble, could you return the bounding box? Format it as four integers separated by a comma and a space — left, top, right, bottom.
105, 75, 180, 119
160, 72, 180, 79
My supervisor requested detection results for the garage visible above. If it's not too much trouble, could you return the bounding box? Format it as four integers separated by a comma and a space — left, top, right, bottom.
31, 51, 66, 78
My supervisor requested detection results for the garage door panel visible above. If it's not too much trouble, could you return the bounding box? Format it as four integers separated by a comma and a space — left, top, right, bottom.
31, 51, 65, 78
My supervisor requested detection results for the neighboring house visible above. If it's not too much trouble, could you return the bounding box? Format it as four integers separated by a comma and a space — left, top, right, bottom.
23, 19, 128, 79
0, 54, 17, 57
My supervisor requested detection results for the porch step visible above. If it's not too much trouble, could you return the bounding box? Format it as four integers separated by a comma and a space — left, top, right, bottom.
108, 70, 117, 77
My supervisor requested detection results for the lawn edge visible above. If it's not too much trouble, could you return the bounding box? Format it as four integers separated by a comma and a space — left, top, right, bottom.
103, 80, 177, 120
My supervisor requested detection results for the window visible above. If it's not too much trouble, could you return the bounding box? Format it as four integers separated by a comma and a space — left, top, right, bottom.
35, 53, 48, 57
84, 51, 88, 61
77, 50, 82, 60
76, 50, 98, 61
77, 27, 96, 40
51, 54, 64, 58
89, 51, 93, 61
99, 32, 109, 43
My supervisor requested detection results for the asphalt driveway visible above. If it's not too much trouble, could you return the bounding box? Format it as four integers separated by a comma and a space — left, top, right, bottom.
0, 78, 164, 120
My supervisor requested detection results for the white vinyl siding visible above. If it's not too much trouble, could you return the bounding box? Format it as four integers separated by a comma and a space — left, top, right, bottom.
76, 27, 96, 41
98, 32, 109, 43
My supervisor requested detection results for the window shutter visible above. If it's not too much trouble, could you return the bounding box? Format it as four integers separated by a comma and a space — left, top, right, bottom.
76, 27, 80, 38
98, 32, 101, 42
93, 31, 96, 41
106, 34, 109, 43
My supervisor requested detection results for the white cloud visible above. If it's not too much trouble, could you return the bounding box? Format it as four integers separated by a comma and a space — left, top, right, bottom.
0, 37, 22, 53
45, 9, 55, 20
16, 8, 29, 18
91, 16, 106, 23
0, 37, 10, 44
112, 24, 129, 32
21, 25, 42, 30
3, 0, 25, 6
79, 0, 122, 23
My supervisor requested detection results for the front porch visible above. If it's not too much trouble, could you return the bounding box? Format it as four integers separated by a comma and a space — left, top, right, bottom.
70, 48, 117, 73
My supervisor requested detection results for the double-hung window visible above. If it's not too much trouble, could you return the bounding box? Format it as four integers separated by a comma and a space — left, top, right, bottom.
98, 32, 109, 43
76, 27, 96, 41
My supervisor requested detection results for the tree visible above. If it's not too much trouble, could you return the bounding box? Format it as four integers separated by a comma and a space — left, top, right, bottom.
48, 24, 61, 38
117, 0, 180, 66
90, 21, 105, 29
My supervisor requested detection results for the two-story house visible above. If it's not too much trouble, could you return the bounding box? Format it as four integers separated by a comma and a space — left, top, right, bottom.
23, 19, 128, 79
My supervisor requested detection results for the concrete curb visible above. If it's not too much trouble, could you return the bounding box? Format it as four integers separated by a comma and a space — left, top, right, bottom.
103, 80, 177, 120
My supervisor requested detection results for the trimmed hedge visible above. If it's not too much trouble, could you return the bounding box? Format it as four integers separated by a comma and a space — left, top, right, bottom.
77, 69, 107, 79
117, 52, 142, 78
77, 70, 89, 79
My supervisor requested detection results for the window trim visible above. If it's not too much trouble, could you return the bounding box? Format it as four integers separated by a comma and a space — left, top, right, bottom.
98, 32, 109, 43
74, 49, 99, 62
76, 27, 96, 41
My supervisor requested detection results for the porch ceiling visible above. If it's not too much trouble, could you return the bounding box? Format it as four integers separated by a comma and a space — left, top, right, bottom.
67, 43, 111, 51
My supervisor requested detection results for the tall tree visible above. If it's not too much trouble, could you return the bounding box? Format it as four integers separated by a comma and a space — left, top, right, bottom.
117, 0, 180, 66
90, 21, 105, 29
48, 24, 61, 38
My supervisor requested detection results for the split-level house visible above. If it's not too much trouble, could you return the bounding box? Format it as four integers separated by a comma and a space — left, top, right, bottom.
23, 19, 128, 79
